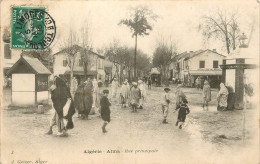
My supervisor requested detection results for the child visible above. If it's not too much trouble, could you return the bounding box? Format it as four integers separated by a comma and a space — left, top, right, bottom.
130, 82, 141, 112
100, 89, 111, 133
162, 88, 171, 124
174, 98, 190, 129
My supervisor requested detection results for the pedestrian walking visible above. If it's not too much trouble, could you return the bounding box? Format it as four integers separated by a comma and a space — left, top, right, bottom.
175, 84, 186, 108
174, 98, 190, 129
71, 77, 78, 99
92, 78, 99, 113
111, 78, 118, 98
74, 79, 93, 119
120, 80, 130, 108
161, 87, 171, 124
138, 80, 146, 109
46, 76, 71, 137
148, 77, 152, 89
130, 82, 141, 112
195, 77, 201, 90
217, 83, 228, 111
100, 89, 111, 133
202, 80, 211, 111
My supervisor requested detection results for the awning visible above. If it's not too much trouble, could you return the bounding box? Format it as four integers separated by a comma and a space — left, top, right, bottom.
150, 68, 160, 74
189, 70, 222, 76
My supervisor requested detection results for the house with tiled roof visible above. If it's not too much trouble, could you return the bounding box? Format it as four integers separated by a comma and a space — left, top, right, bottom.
53, 45, 105, 84
169, 49, 226, 88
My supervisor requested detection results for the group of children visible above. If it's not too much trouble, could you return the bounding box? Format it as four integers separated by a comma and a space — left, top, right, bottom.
161, 87, 190, 129
100, 86, 190, 133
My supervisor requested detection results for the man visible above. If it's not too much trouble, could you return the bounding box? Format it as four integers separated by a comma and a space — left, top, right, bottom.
111, 78, 118, 98
138, 80, 146, 109
130, 82, 141, 112
120, 80, 130, 108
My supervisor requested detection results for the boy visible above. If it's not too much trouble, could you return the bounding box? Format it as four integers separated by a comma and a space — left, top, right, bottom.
162, 88, 171, 124
100, 89, 111, 133
174, 98, 190, 129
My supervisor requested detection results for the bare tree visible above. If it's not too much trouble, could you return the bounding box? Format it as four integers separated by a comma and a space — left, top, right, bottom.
119, 6, 158, 80
152, 36, 178, 86
198, 10, 240, 54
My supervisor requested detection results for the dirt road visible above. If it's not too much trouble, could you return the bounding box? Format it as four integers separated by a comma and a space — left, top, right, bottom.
1, 86, 258, 164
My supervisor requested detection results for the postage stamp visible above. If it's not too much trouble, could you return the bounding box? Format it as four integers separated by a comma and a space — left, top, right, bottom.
11, 7, 56, 50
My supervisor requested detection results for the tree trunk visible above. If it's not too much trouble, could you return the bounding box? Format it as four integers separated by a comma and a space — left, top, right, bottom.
119, 64, 123, 85
225, 36, 230, 54
232, 31, 236, 50
134, 34, 137, 81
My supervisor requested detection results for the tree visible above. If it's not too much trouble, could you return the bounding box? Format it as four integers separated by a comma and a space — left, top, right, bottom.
119, 6, 158, 80
152, 38, 178, 86
198, 10, 240, 54
21, 48, 53, 72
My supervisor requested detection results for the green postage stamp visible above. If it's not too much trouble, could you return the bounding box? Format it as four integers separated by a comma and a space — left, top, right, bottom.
11, 7, 56, 50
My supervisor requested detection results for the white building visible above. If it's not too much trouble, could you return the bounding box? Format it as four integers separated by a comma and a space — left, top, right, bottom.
171, 49, 226, 88
53, 45, 105, 84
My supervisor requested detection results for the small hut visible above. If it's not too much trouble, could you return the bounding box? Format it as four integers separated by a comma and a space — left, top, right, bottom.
7, 56, 51, 106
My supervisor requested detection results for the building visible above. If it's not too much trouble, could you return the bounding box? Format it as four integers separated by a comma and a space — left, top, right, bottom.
170, 49, 226, 88
6, 56, 51, 106
53, 45, 105, 84
2, 29, 21, 76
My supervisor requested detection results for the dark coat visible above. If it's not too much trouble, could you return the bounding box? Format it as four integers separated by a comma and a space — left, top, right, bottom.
100, 96, 111, 122
176, 103, 190, 122
74, 81, 93, 117
51, 77, 70, 119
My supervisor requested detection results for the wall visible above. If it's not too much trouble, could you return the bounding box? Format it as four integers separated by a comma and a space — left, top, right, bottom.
12, 74, 35, 106
189, 50, 224, 70
53, 52, 104, 76
37, 91, 49, 103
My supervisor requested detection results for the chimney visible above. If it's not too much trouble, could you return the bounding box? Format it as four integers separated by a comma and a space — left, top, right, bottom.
213, 49, 216, 52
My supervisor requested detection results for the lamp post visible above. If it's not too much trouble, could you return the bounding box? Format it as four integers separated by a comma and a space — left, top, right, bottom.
239, 33, 248, 48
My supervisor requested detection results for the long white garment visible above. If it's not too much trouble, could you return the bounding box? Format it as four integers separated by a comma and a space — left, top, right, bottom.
92, 79, 98, 107
139, 83, 147, 106
120, 84, 130, 104
111, 80, 118, 97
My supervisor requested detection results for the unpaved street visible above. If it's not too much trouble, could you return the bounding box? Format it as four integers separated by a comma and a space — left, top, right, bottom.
2, 86, 259, 164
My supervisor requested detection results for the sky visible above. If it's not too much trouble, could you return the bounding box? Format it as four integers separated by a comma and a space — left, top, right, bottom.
1, 0, 259, 58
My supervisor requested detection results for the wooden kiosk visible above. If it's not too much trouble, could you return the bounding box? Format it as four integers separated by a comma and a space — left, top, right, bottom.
7, 56, 51, 106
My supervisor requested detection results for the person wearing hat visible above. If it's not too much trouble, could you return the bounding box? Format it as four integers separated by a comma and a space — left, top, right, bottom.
120, 80, 130, 108
100, 89, 111, 133
130, 82, 141, 112
161, 87, 171, 124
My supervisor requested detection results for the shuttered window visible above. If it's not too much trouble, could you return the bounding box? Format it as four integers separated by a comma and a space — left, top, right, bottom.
213, 61, 218, 68
63, 59, 67, 67
199, 61, 205, 68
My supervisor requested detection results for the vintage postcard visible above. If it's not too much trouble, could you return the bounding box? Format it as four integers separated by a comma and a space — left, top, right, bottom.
1, 0, 259, 163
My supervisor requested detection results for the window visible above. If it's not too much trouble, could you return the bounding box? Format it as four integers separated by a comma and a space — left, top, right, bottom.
4, 44, 11, 59
79, 59, 83, 66
199, 61, 205, 68
63, 59, 67, 67
213, 60, 218, 68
